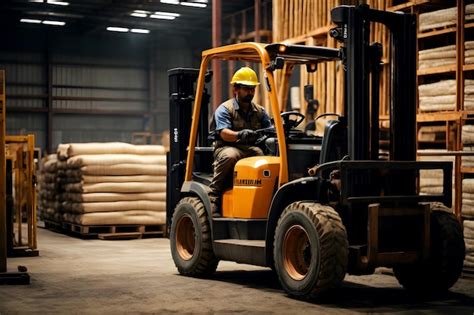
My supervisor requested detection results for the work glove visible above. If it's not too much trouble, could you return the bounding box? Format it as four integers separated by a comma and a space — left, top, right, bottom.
237, 129, 258, 144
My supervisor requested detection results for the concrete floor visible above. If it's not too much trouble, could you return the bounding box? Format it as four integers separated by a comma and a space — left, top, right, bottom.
1, 228, 474, 314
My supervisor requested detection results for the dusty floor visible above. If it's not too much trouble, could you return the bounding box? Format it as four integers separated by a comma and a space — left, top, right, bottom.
1, 228, 473, 314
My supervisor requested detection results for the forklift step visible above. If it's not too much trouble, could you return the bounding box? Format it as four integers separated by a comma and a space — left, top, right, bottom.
214, 239, 266, 267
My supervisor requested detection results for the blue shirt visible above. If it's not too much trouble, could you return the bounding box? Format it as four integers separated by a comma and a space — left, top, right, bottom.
214, 98, 272, 133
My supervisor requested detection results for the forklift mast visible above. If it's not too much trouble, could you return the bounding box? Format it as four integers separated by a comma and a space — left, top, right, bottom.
331, 4, 417, 195
332, 5, 417, 162
166, 68, 211, 227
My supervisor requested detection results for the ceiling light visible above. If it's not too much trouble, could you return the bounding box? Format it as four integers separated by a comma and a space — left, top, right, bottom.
150, 14, 176, 20
107, 26, 129, 32
194, 0, 208, 2
131, 12, 147, 17
154, 11, 180, 17
20, 18, 42, 24
180, 2, 207, 8
42, 20, 66, 25
46, 0, 69, 5
160, 0, 180, 4
134, 10, 150, 14
131, 28, 150, 34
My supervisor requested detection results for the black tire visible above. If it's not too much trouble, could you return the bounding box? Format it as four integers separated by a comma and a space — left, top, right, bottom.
170, 197, 219, 276
394, 203, 465, 293
273, 202, 348, 300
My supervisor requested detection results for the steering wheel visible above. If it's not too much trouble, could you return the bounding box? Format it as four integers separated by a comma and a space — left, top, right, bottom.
280, 111, 305, 133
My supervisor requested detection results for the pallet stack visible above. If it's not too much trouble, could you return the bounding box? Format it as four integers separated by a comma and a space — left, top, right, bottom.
418, 80, 457, 112
40, 142, 168, 239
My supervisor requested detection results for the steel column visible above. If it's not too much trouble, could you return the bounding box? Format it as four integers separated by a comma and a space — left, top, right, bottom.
212, 0, 222, 111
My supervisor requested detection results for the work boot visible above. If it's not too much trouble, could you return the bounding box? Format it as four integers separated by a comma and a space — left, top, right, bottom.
209, 195, 221, 218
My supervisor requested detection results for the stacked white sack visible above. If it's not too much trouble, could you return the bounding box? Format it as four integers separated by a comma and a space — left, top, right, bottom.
418, 80, 456, 112
418, 151, 455, 208
465, 79, 474, 110
419, 5, 474, 32
464, 220, 474, 268
56, 142, 167, 226
462, 125, 474, 170
419, 45, 456, 70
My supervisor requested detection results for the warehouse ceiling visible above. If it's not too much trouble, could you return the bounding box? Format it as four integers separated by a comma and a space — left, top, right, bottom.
0, 0, 256, 35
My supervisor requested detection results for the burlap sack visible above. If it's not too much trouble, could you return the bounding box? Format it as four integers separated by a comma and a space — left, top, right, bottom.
420, 177, 444, 188
66, 154, 166, 168
64, 182, 166, 193
57, 142, 166, 160
419, 6, 456, 31
419, 103, 455, 112
81, 175, 166, 183
464, 179, 474, 194
63, 200, 166, 214
64, 192, 166, 203
418, 80, 456, 97
419, 95, 456, 105
419, 59, 456, 70
64, 210, 166, 226
80, 164, 167, 176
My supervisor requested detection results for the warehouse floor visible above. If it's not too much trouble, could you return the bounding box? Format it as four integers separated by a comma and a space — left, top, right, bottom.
1, 228, 474, 314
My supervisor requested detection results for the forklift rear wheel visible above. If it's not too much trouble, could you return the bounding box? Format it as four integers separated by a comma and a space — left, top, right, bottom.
273, 202, 348, 300
394, 204, 465, 293
170, 197, 219, 276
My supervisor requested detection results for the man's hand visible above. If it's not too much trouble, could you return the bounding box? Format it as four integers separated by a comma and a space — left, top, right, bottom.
237, 129, 258, 144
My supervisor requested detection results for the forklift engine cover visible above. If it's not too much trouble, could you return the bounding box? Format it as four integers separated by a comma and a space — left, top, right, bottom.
222, 156, 280, 219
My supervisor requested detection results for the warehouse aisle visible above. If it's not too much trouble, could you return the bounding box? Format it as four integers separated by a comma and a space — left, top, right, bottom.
0, 229, 473, 314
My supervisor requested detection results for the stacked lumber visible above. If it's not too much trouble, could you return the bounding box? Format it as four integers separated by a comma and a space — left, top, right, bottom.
55, 143, 167, 226
418, 151, 455, 208
418, 80, 456, 112
37, 155, 62, 223
418, 4, 474, 32
418, 45, 456, 70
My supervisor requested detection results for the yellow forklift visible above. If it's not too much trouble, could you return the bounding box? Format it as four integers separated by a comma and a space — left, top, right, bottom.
166, 5, 465, 299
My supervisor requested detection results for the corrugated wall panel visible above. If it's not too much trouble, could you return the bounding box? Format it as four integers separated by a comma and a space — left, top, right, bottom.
52, 115, 143, 148
6, 113, 47, 149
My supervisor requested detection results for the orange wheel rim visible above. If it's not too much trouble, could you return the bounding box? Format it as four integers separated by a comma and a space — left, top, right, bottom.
175, 215, 195, 261
282, 225, 311, 281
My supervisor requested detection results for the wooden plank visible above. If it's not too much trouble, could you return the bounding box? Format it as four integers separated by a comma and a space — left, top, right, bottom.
418, 26, 456, 38
98, 232, 142, 240
417, 111, 461, 122
463, 64, 474, 72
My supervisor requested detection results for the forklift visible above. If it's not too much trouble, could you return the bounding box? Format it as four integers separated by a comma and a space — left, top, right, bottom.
166, 4, 465, 300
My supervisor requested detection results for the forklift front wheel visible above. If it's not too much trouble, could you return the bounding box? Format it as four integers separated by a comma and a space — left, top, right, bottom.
170, 197, 219, 276
273, 202, 348, 300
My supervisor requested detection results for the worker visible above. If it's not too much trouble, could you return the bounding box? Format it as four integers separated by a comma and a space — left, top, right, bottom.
209, 67, 272, 217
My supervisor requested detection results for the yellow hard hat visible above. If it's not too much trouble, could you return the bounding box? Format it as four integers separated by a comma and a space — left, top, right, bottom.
230, 67, 260, 86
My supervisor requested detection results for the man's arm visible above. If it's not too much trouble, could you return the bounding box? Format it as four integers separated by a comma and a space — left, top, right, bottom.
220, 128, 239, 142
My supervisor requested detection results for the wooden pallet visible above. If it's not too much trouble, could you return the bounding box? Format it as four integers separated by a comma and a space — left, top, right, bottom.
42, 220, 64, 232
462, 266, 474, 280
45, 221, 166, 240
